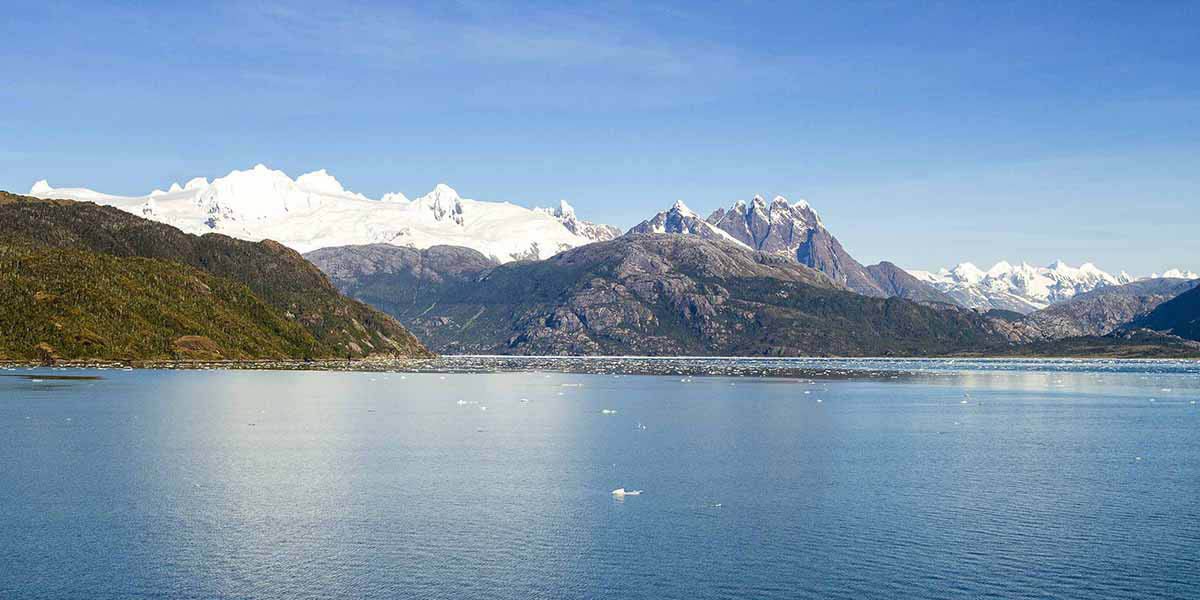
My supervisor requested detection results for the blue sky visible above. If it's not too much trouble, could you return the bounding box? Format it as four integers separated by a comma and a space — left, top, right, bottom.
2, 1, 1197, 274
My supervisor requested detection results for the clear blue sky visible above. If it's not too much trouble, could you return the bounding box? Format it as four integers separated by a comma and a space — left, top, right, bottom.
3, 1, 1197, 275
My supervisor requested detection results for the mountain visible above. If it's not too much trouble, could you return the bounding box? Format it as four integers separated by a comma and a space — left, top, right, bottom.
30, 165, 612, 262
626, 201, 753, 247
1007, 278, 1200, 340
534, 200, 622, 242
1129, 285, 1200, 341
627, 195, 953, 303
306, 234, 1013, 356
862, 262, 960, 304
908, 261, 1198, 314
0, 192, 431, 361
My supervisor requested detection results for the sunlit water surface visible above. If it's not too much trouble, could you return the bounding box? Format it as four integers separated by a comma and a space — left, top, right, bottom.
1, 359, 1198, 599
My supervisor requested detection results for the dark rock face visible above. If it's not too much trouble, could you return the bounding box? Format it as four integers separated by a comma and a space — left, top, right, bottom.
705, 196, 884, 296
308, 234, 1011, 356
628, 196, 950, 303
864, 262, 959, 304
306, 244, 498, 286
1129, 284, 1200, 341
1007, 278, 1200, 341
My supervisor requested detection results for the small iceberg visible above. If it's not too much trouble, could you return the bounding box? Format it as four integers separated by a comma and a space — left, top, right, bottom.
612, 488, 642, 496
601, 409, 617, 415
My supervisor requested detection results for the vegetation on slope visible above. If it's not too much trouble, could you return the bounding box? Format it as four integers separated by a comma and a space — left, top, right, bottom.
0, 193, 432, 361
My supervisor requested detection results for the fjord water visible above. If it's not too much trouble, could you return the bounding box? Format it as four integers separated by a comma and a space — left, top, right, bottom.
1, 361, 1198, 599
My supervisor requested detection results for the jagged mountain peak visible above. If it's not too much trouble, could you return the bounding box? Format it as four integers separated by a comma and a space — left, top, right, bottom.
534, 199, 621, 243
630, 194, 924, 300
671, 199, 697, 216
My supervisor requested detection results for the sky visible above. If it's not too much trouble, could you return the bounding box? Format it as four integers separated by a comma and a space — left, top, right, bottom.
2, 1, 1198, 275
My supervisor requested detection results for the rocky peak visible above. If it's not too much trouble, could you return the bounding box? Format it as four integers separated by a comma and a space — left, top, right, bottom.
535, 199, 621, 242
415, 184, 465, 226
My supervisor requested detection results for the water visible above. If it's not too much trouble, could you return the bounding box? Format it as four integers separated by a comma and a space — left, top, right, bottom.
1, 360, 1198, 599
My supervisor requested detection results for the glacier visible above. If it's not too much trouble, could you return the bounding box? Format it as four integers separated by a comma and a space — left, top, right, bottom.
908, 260, 1199, 313
29, 164, 609, 262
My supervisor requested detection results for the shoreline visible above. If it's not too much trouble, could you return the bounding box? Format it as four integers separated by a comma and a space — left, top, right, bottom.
3, 354, 1197, 379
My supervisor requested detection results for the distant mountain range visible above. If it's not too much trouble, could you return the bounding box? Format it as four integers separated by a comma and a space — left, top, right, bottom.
908, 261, 1198, 314
0, 192, 430, 361
30, 165, 613, 262
25, 168, 1198, 357
32, 168, 1193, 313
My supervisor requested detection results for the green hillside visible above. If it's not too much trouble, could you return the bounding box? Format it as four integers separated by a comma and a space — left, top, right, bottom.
0, 193, 432, 361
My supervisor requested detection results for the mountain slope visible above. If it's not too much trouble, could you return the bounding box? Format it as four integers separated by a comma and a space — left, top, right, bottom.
863, 262, 959, 304
0, 245, 321, 360
1010, 278, 1200, 340
1130, 285, 1200, 341
307, 234, 1011, 356
0, 192, 431, 360
30, 165, 611, 261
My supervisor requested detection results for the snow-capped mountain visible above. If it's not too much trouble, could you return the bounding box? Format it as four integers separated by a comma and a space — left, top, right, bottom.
627, 195, 954, 302
908, 261, 1198, 314
627, 200, 754, 249
534, 200, 621, 242
29, 165, 609, 262
1150, 268, 1200, 279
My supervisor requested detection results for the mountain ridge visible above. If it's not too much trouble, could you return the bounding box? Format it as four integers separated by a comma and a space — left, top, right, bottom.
909, 260, 1197, 313
30, 165, 609, 262
626, 195, 957, 304
0, 192, 431, 361
306, 234, 1015, 357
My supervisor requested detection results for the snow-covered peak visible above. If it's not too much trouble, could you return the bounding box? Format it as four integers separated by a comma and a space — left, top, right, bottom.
671, 200, 696, 217
1152, 268, 1200, 279
534, 199, 620, 243
168, 182, 183, 193
295, 169, 350, 196
904, 259, 1191, 313
986, 261, 1014, 277
25, 164, 615, 261
556, 199, 576, 219
414, 184, 465, 225
950, 262, 986, 283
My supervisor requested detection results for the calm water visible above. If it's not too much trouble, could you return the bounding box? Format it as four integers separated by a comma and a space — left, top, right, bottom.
1, 360, 1198, 599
